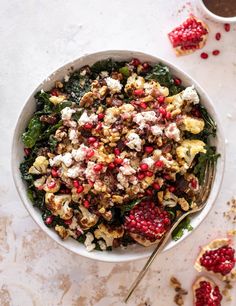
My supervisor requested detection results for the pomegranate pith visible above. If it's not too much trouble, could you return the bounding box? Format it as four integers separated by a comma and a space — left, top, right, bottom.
124, 201, 171, 244
193, 277, 222, 306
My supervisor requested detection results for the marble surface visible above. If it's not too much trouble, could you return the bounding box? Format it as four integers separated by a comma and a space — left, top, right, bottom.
1, 0, 236, 305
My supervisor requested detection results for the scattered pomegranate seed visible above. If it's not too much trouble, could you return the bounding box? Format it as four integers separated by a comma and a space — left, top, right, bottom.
200, 52, 208, 59
108, 162, 115, 169
24, 148, 31, 156
84, 122, 93, 129
130, 58, 141, 67
50, 88, 59, 96
93, 141, 99, 148
114, 148, 120, 156
212, 50, 220, 56
190, 178, 197, 189
145, 171, 153, 177
73, 180, 80, 188
114, 157, 123, 165
88, 180, 94, 186
168, 186, 176, 193
145, 146, 154, 154
86, 150, 95, 158
88, 137, 97, 144
166, 112, 172, 120
95, 122, 102, 131
224, 23, 230, 32
152, 182, 160, 190
146, 189, 153, 196
155, 160, 164, 168
94, 164, 103, 172
45, 216, 53, 225
140, 102, 147, 109
174, 78, 182, 85
140, 163, 149, 171
77, 185, 84, 194
48, 181, 56, 189
142, 62, 150, 70
159, 107, 167, 117
157, 96, 165, 103
84, 200, 90, 208
215, 32, 221, 40
64, 218, 72, 225
51, 168, 59, 177
134, 89, 144, 96
98, 113, 104, 120
137, 172, 145, 180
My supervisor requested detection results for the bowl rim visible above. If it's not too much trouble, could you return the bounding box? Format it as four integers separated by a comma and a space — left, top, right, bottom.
11, 50, 225, 263
198, 0, 236, 23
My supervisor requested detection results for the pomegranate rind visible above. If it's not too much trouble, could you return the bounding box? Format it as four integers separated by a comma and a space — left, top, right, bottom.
168, 16, 208, 56
192, 276, 222, 305
130, 232, 162, 247
194, 238, 235, 280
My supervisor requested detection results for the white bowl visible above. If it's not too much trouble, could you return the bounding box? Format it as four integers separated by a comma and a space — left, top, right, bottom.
198, 0, 236, 23
12, 50, 225, 262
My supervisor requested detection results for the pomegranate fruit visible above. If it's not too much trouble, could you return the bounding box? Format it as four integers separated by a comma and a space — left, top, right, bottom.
168, 16, 208, 55
124, 201, 171, 246
193, 276, 222, 306
194, 238, 236, 279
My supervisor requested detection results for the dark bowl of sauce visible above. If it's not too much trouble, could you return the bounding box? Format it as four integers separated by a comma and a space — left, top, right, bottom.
199, 0, 236, 22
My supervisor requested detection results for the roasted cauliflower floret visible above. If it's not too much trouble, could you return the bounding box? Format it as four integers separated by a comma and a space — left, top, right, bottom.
125, 73, 145, 94
78, 205, 99, 230
144, 80, 169, 97
33, 176, 46, 189
45, 193, 72, 220
176, 139, 206, 166
49, 95, 67, 105
55, 225, 69, 239
94, 223, 124, 248
43, 176, 61, 193
162, 191, 179, 207
28, 156, 49, 174
182, 116, 205, 134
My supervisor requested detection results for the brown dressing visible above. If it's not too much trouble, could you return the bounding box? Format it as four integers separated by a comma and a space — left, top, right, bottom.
203, 0, 236, 17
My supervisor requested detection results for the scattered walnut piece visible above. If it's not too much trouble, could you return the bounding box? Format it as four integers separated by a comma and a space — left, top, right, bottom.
170, 277, 188, 305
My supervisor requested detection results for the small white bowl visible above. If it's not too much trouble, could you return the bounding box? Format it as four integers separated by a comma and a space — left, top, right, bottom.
198, 0, 236, 23
12, 50, 225, 262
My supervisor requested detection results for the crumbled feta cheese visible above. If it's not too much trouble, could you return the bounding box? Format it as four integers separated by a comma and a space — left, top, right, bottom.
98, 240, 107, 251
61, 107, 76, 120
100, 71, 109, 78
84, 161, 97, 181
72, 144, 89, 162
49, 152, 73, 168
142, 157, 155, 168
67, 165, 84, 178
165, 123, 180, 142
151, 125, 163, 136
182, 85, 199, 104
84, 232, 96, 252
133, 111, 157, 129
105, 77, 123, 94
126, 132, 142, 151
104, 107, 120, 125
78, 111, 98, 126
119, 164, 136, 176
68, 128, 79, 144
117, 172, 129, 189
64, 74, 70, 82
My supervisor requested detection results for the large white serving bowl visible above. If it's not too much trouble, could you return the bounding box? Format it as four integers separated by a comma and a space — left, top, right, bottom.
12, 50, 225, 262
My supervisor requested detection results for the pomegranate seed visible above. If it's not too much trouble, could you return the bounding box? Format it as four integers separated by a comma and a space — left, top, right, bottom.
145, 146, 154, 154
108, 162, 115, 169
24, 148, 31, 156
174, 78, 182, 85
48, 181, 56, 189
114, 157, 123, 165
168, 186, 176, 193
155, 160, 164, 168
50, 88, 59, 96
224, 23, 230, 32
145, 171, 153, 177
88, 137, 97, 144
84, 122, 93, 129
159, 107, 166, 117
157, 96, 165, 103
94, 164, 103, 172
51, 168, 59, 177
153, 182, 160, 190
166, 112, 172, 120
93, 141, 99, 148
86, 150, 95, 158
146, 189, 153, 196
200, 52, 208, 59
215, 32, 221, 40
190, 178, 197, 189
114, 148, 120, 156
212, 50, 220, 56
137, 172, 145, 180
77, 185, 84, 194
134, 89, 144, 96
88, 180, 94, 186
140, 102, 147, 109
45, 216, 53, 225
73, 180, 80, 188
84, 200, 90, 208
98, 113, 104, 120
37, 185, 44, 190
95, 122, 102, 131
142, 62, 150, 70
140, 163, 149, 171
130, 58, 141, 67
64, 218, 72, 225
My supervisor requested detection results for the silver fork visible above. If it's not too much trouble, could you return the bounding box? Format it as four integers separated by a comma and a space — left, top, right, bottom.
124, 160, 215, 303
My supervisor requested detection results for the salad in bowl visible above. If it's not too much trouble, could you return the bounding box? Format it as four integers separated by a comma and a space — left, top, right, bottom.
13, 51, 224, 262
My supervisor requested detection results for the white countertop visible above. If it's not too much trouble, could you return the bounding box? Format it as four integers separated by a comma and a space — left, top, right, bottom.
1, 0, 236, 305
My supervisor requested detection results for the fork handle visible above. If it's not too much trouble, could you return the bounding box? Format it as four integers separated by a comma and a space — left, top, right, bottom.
124, 212, 190, 303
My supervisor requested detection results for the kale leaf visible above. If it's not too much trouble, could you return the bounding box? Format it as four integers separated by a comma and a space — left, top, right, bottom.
35, 91, 54, 114
120, 197, 146, 215
146, 63, 174, 87
22, 116, 43, 148
20, 158, 34, 183
172, 217, 193, 241
91, 59, 125, 77
199, 105, 217, 138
